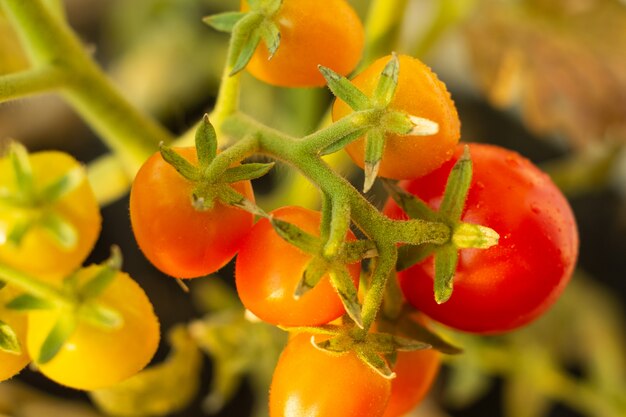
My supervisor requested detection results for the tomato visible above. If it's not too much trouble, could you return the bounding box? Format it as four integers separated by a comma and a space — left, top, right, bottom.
235, 206, 360, 326
332, 54, 461, 180
269, 333, 391, 417
243, 0, 364, 87
0, 151, 101, 278
384, 143, 579, 333
130, 147, 254, 279
26, 266, 160, 390
0, 285, 30, 382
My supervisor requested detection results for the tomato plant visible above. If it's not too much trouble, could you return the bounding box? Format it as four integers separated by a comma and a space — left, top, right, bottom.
130, 147, 254, 279
0, 150, 101, 278
0, 285, 30, 382
242, 0, 364, 87
385, 143, 579, 333
332, 54, 461, 180
269, 333, 391, 417
236, 206, 360, 326
26, 266, 160, 390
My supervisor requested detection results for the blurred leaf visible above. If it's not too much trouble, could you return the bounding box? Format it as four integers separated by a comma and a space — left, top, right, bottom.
443, 341, 492, 408
0, 319, 21, 354
191, 278, 242, 314
89, 326, 202, 417
502, 363, 550, 417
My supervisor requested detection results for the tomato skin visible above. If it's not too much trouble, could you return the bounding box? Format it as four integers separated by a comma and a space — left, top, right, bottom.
130, 147, 254, 279
385, 143, 579, 334
332, 55, 461, 180
0, 285, 30, 382
26, 267, 160, 390
0, 151, 101, 278
236, 206, 360, 326
243, 0, 364, 87
270, 333, 391, 417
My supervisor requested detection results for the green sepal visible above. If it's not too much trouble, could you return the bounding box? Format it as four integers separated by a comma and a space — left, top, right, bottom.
79, 302, 124, 330
6, 293, 55, 310
382, 179, 439, 222
396, 313, 462, 354
259, 20, 281, 59
228, 12, 264, 75
363, 129, 385, 193
277, 324, 342, 336
366, 332, 430, 354
319, 129, 367, 156
79, 246, 122, 299
319, 66, 370, 111
0, 320, 22, 354
160, 145, 201, 182
40, 166, 85, 203
434, 244, 459, 304
381, 111, 414, 135
356, 346, 395, 379
216, 185, 267, 217
396, 243, 437, 271
6, 217, 33, 247
294, 257, 328, 299
373, 53, 399, 108
322, 199, 351, 259
329, 267, 363, 329
221, 162, 275, 183
320, 193, 332, 241
40, 211, 78, 250
262, 0, 283, 15
342, 240, 378, 263
269, 217, 321, 255
440, 145, 472, 222
38, 312, 77, 364
9, 141, 34, 199
203, 11, 248, 33
195, 114, 218, 168
452, 223, 499, 249
311, 334, 353, 354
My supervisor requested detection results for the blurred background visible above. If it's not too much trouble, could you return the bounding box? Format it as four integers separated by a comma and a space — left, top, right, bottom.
0, 0, 625, 416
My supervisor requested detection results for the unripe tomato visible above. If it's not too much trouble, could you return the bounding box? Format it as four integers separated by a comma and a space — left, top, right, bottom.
130, 147, 254, 279
243, 0, 364, 87
385, 143, 579, 333
269, 333, 391, 417
0, 285, 30, 382
0, 151, 101, 278
26, 267, 160, 390
236, 206, 360, 326
333, 54, 461, 180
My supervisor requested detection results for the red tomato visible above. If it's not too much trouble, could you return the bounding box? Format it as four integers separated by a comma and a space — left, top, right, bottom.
235, 206, 360, 326
130, 147, 254, 279
384, 143, 579, 334
332, 54, 461, 180
243, 0, 364, 87
269, 333, 391, 417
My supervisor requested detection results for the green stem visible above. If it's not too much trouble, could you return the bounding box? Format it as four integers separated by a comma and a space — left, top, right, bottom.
0, 66, 67, 102
0, 263, 72, 307
300, 109, 380, 154
359, 245, 397, 332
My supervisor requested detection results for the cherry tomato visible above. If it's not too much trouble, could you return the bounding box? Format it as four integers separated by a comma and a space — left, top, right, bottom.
332, 54, 461, 180
130, 147, 254, 279
0, 285, 30, 382
385, 143, 579, 333
243, 0, 364, 87
236, 206, 360, 326
0, 151, 101, 278
26, 266, 160, 390
270, 333, 391, 417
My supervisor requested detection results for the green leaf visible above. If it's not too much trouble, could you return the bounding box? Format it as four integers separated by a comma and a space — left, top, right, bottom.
203, 11, 248, 33
294, 257, 329, 299
221, 162, 275, 183
382, 179, 439, 222
0, 320, 21, 354
90, 326, 203, 417
38, 312, 77, 364
363, 129, 385, 193
79, 246, 122, 299
320, 129, 367, 156
259, 21, 281, 59
159, 145, 200, 181
434, 244, 459, 304
329, 267, 363, 329
6, 294, 55, 310
373, 53, 400, 107
79, 302, 124, 330
40, 166, 85, 203
439, 145, 472, 222
9, 142, 34, 199
195, 114, 218, 168
40, 212, 78, 250
270, 217, 321, 255
356, 346, 395, 379
319, 65, 370, 111
396, 243, 437, 271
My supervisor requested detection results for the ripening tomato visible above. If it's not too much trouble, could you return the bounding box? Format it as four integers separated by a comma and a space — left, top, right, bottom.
235, 206, 360, 327
242, 0, 364, 87
26, 266, 160, 390
0, 285, 30, 382
270, 333, 391, 417
0, 151, 101, 278
333, 54, 461, 180
130, 147, 254, 279
384, 143, 579, 334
